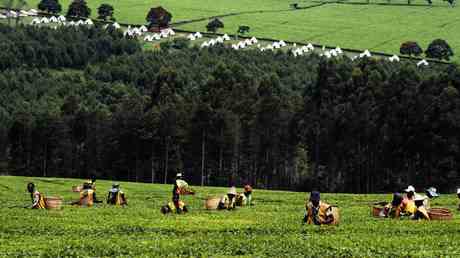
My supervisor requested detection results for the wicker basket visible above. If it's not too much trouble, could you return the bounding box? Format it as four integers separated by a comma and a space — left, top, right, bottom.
372, 206, 383, 217
428, 208, 453, 220
72, 185, 82, 192
205, 197, 221, 210
45, 196, 63, 209
331, 207, 340, 225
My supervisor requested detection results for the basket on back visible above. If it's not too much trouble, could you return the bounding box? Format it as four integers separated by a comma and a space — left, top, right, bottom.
45, 196, 63, 209
428, 208, 453, 220
177, 179, 195, 195
205, 197, 221, 210
330, 207, 340, 225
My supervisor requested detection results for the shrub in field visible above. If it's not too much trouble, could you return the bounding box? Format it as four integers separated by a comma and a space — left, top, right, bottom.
206, 18, 224, 33
399, 41, 423, 56
38, 0, 62, 14
171, 37, 191, 49
67, 0, 91, 18
425, 39, 454, 61
97, 4, 115, 21
146, 6, 172, 29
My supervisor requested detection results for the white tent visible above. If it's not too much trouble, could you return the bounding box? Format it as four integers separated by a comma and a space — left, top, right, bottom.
0, 14, 8, 19
250, 37, 258, 44
84, 19, 93, 25
140, 25, 148, 32
335, 47, 343, 54
201, 41, 209, 48
306, 43, 314, 51
279, 40, 287, 47
216, 37, 224, 43
76, 20, 84, 26
359, 50, 372, 58
49, 16, 58, 23
417, 59, 429, 67
389, 55, 400, 62
244, 39, 252, 46
58, 15, 66, 22
272, 42, 281, 49
222, 34, 231, 41
31, 17, 41, 24
40, 17, 50, 24
68, 21, 76, 26
194, 32, 203, 38
187, 34, 196, 41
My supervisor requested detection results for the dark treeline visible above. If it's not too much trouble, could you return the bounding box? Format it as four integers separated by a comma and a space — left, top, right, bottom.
1, 25, 460, 192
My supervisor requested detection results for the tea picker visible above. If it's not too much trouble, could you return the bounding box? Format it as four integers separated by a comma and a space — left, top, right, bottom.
303, 191, 340, 225
107, 182, 127, 206
161, 173, 194, 214
27, 182, 46, 209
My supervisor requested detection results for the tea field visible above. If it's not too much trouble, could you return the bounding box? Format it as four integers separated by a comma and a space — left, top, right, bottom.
1, 176, 460, 257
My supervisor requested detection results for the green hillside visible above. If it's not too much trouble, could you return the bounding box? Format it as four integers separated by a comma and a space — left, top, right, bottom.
1, 176, 459, 257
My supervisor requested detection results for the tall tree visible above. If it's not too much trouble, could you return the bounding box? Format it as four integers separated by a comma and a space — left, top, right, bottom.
67, 0, 91, 18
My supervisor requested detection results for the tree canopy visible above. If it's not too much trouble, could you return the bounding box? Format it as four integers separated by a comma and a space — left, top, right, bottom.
67, 0, 91, 18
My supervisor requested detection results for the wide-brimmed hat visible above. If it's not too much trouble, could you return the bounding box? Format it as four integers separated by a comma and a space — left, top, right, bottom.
112, 182, 120, 188
176, 173, 183, 178
425, 187, 439, 198
228, 186, 237, 195
310, 191, 320, 202
404, 185, 415, 193
457, 188, 460, 195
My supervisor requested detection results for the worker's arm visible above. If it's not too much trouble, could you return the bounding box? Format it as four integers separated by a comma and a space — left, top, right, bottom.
29, 193, 39, 208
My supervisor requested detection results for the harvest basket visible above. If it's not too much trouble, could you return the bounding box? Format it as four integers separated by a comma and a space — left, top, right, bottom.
205, 197, 221, 210
372, 206, 383, 217
331, 207, 340, 225
45, 196, 63, 209
428, 208, 453, 220
72, 185, 82, 192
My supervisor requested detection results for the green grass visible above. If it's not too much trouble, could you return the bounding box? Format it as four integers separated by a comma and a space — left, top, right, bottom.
18, 0, 460, 61
1, 176, 460, 257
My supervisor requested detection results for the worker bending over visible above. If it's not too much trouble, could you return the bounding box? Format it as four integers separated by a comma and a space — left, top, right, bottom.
107, 183, 127, 206
27, 183, 46, 209
303, 191, 339, 225
219, 186, 237, 210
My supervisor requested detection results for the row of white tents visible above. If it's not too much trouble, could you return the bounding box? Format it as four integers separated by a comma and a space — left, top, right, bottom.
6, 9, 430, 67
0, 9, 38, 19
30, 16, 94, 27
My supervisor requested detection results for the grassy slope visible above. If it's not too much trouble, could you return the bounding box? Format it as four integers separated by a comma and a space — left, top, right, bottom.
20, 0, 460, 61
0, 176, 460, 257
26, 0, 295, 23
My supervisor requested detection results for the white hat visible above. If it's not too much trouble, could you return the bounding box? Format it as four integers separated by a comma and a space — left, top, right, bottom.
457, 188, 460, 194
228, 186, 237, 195
176, 173, 182, 178
414, 194, 427, 201
404, 185, 415, 192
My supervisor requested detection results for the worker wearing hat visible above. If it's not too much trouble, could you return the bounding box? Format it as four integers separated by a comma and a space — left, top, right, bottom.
401, 185, 417, 215
303, 191, 335, 225
107, 183, 127, 206
243, 184, 253, 206
27, 183, 46, 209
218, 186, 237, 210
412, 195, 430, 220
74, 182, 95, 207
172, 173, 184, 213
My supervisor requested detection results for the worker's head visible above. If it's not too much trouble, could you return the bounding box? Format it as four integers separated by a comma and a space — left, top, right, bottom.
112, 183, 120, 189
457, 189, 460, 199
161, 205, 171, 214
228, 186, 237, 200
176, 173, 182, 179
391, 193, 403, 207
404, 185, 415, 198
425, 187, 439, 199
83, 182, 92, 190
310, 191, 320, 207
27, 183, 35, 193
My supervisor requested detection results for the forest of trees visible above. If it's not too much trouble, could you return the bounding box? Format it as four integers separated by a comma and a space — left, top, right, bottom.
1, 24, 460, 193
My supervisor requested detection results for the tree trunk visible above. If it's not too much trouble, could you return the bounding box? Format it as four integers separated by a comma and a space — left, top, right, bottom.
219, 127, 224, 177
201, 130, 206, 186
43, 142, 47, 177
164, 138, 169, 184
151, 142, 155, 184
